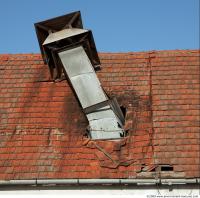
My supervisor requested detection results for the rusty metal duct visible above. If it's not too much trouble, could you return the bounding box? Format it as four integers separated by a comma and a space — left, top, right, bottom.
34, 11, 125, 140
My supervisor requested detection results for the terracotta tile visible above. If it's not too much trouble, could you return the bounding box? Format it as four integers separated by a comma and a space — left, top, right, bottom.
0, 50, 199, 179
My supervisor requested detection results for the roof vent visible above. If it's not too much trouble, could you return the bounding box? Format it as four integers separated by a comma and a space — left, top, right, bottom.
34, 11, 125, 140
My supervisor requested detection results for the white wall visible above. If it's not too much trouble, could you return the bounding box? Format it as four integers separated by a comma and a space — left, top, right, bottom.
0, 185, 199, 198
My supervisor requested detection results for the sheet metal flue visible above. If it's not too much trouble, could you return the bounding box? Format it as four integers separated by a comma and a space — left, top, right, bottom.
34, 11, 125, 140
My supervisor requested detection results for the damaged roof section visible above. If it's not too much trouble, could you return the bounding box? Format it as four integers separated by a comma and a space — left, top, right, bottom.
58, 46, 125, 139
0, 49, 199, 180
34, 11, 125, 140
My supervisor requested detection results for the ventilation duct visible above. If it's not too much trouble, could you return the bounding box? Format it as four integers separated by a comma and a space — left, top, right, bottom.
35, 11, 125, 140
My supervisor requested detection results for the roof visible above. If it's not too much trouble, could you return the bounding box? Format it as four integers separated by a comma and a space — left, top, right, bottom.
0, 49, 199, 181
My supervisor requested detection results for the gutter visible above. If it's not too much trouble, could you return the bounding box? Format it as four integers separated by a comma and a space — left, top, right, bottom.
0, 178, 199, 186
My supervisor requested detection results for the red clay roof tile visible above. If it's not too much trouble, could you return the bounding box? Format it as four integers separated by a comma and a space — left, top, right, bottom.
0, 49, 199, 180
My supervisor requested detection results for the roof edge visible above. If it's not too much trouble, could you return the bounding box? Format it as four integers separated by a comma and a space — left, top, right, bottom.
0, 178, 199, 186
0, 49, 199, 56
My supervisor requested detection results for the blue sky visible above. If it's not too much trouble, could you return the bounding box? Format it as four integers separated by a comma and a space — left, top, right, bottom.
0, 0, 199, 53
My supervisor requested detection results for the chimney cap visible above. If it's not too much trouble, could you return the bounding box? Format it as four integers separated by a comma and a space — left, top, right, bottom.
34, 11, 100, 79
35, 11, 83, 62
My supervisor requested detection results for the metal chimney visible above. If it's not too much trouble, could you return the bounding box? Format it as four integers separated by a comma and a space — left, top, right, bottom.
35, 11, 125, 140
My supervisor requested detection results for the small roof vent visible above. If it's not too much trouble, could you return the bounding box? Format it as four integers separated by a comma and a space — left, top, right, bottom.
34, 11, 125, 140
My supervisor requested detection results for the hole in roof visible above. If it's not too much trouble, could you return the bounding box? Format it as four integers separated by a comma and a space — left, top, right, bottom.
120, 106, 129, 137
161, 165, 174, 171
124, 130, 129, 137
120, 106, 127, 118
